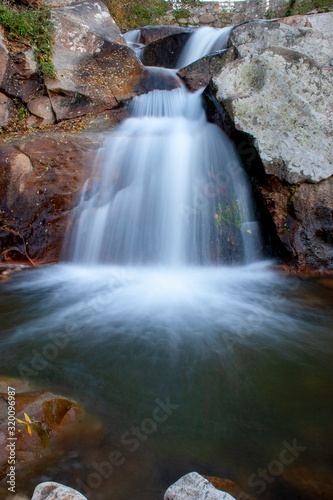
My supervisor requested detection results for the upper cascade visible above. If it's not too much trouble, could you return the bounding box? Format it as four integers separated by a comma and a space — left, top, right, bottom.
177, 26, 232, 68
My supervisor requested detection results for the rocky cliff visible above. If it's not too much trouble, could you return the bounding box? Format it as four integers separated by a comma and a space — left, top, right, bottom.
0, 2, 332, 271
210, 13, 333, 271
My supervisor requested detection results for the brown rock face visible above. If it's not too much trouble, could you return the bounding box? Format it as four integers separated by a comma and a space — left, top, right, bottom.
0, 92, 16, 128
2, 50, 44, 104
0, 135, 96, 264
259, 176, 333, 271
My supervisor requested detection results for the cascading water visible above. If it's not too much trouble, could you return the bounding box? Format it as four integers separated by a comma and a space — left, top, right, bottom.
1, 25, 333, 500
69, 31, 259, 265
177, 26, 233, 68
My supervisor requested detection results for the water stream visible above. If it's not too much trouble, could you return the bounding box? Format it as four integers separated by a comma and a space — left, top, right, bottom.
0, 26, 332, 500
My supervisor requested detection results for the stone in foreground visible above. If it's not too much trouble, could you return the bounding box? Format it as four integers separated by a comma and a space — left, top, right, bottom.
31, 482, 87, 500
164, 472, 236, 500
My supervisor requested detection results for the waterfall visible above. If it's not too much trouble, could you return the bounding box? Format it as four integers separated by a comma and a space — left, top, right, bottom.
68, 28, 260, 265
177, 26, 233, 67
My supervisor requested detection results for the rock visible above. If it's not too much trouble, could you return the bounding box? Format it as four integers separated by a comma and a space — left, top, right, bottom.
211, 14, 333, 271
213, 17, 333, 184
0, 28, 9, 88
0, 135, 96, 263
0, 92, 16, 128
142, 32, 194, 69
277, 466, 333, 500
177, 49, 234, 91
164, 472, 236, 500
199, 13, 216, 23
27, 97, 56, 126
261, 176, 333, 270
45, 0, 144, 120
2, 50, 43, 103
31, 482, 87, 500
0, 391, 81, 480
205, 476, 256, 500
140, 26, 195, 45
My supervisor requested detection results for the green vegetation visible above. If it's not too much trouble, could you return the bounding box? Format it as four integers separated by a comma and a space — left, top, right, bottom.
13, 97, 28, 122
215, 200, 242, 234
103, 0, 171, 28
102, 0, 205, 28
0, 3, 55, 78
174, 7, 191, 21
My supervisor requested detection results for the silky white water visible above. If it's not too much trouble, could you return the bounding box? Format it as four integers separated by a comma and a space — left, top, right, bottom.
69, 76, 259, 264
177, 26, 233, 67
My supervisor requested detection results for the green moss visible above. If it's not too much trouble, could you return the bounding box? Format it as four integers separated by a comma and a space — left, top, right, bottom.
0, 4, 55, 78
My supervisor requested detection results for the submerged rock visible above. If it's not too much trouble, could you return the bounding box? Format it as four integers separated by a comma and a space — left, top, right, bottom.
0, 390, 79, 480
205, 476, 256, 500
211, 13, 333, 271
31, 482, 87, 500
164, 472, 236, 500
277, 466, 333, 500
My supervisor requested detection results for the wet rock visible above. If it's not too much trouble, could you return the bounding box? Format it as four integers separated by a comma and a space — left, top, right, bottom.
164, 472, 236, 500
0, 135, 96, 263
0, 92, 16, 128
31, 482, 87, 500
260, 176, 333, 271
211, 13, 333, 271
277, 466, 333, 500
142, 32, 193, 68
205, 476, 256, 500
46, 0, 143, 120
140, 26, 195, 45
177, 49, 234, 91
0, 391, 81, 481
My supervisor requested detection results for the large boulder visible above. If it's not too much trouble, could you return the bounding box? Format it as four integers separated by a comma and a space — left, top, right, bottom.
164, 472, 236, 500
211, 13, 333, 271
45, 0, 144, 120
142, 32, 194, 69
32, 482, 87, 500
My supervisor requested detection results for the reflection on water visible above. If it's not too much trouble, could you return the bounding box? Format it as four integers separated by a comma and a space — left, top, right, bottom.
0, 263, 332, 499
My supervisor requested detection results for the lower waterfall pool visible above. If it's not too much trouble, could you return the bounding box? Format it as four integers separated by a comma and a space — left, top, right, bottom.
0, 262, 332, 500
